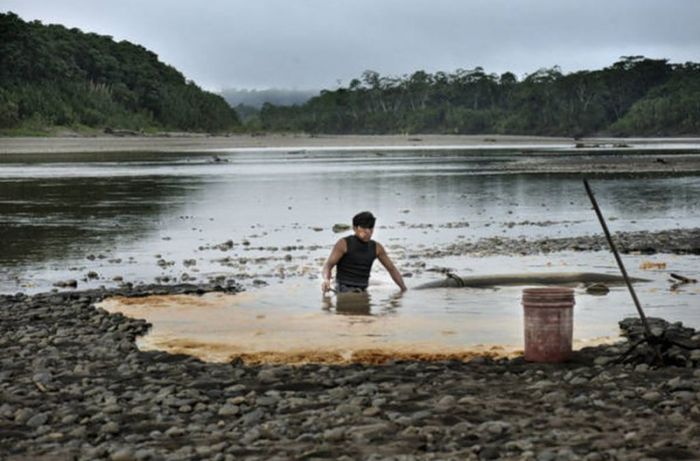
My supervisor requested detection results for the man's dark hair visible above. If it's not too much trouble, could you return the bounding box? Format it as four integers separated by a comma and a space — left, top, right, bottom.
353, 211, 376, 228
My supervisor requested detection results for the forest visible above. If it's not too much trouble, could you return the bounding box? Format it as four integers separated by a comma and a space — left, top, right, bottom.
0, 12, 240, 133
256, 57, 700, 136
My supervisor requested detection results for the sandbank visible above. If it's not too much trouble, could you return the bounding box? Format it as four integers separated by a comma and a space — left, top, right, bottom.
2, 133, 700, 154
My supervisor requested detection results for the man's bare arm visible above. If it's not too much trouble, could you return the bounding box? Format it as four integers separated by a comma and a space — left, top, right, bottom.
321, 239, 347, 292
376, 243, 407, 291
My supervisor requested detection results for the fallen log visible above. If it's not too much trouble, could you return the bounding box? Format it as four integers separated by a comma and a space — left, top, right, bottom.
414, 272, 649, 289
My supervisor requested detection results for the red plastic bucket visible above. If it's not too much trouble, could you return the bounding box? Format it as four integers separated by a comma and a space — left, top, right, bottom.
522, 287, 575, 363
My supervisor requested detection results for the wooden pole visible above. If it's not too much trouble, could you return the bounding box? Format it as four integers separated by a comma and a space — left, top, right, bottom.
583, 179, 654, 339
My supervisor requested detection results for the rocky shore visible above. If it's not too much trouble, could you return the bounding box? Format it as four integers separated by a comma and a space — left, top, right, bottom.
2, 285, 700, 460
408, 227, 700, 260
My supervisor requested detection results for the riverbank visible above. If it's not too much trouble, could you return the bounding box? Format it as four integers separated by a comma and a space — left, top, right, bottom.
2, 133, 700, 155
1, 285, 700, 460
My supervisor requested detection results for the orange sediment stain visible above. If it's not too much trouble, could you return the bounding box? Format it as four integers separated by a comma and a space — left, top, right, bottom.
99, 293, 618, 365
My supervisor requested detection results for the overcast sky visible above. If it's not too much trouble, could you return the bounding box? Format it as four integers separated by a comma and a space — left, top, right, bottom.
2, 0, 699, 92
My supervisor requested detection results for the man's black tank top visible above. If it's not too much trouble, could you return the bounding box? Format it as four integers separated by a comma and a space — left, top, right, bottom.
336, 236, 377, 288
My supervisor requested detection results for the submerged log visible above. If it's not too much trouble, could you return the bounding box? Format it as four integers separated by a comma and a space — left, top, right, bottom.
414, 272, 649, 289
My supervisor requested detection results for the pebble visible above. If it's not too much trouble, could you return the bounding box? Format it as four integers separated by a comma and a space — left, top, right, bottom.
323, 427, 345, 441
217, 404, 240, 416
435, 394, 457, 411
111, 448, 136, 461
26, 413, 49, 428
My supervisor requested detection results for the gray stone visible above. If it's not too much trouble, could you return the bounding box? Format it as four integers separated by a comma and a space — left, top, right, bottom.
642, 391, 662, 402
673, 391, 695, 402
134, 449, 156, 461
350, 422, 395, 442
323, 427, 346, 441
241, 408, 265, 426
165, 426, 185, 437
477, 420, 512, 436
218, 404, 240, 416
435, 394, 457, 411
101, 422, 120, 434
61, 414, 78, 425
111, 448, 136, 461
537, 450, 557, 461
451, 421, 475, 435
530, 380, 556, 389
32, 371, 52, 386
336, 403, 362, 415
26, 412, 49, 427
103, 404, 122, 414
255, 396, 279, 407
257, 369, 279, 383
240, 428, 261, 445
69, 426, 87, 438
14, 408, 35, 424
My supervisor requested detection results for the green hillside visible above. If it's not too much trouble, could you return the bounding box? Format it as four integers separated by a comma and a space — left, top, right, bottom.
0, 12, 240, 134
258, 58, 700, 136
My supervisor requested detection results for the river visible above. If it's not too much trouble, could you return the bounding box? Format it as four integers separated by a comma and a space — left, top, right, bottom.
1, 146, 698, 360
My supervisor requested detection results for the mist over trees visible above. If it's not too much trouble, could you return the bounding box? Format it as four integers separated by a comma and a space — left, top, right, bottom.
0, 12, 240, 133
220, 88, 318, 109
258, 57, 700, 136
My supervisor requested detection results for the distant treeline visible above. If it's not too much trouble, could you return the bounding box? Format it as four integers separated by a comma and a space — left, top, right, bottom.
258, 57, 700, 136
0, 12, 240, 133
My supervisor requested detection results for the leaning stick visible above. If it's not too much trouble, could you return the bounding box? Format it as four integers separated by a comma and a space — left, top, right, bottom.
583, 179, 654, 340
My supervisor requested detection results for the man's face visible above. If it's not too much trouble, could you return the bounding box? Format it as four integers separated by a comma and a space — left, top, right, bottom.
353, 225, 374, 242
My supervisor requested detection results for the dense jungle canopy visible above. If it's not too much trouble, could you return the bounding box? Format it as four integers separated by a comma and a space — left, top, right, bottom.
0, 12, 240, 133
257, 57, 700, 136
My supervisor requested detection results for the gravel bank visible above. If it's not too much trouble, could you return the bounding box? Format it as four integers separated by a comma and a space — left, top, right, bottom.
2, 285, 700, 460
409, 228, 700, 259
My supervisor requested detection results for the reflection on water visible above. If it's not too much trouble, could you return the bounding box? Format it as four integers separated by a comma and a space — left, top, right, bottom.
324, 291, 372, 316
0, 176, 185, 265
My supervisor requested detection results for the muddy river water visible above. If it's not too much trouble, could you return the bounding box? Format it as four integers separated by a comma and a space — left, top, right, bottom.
1, 146, 699, 362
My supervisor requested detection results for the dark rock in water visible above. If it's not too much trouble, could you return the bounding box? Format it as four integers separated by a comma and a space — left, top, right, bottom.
219, 240, 234, 250
53, 280, 78, 289
332, 223, 351, 233
585, 282, 609, 295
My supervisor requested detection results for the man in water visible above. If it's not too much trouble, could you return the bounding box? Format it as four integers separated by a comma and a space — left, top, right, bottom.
322, 211, 407, 293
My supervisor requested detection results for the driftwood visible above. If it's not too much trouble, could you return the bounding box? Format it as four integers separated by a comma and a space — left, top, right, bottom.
669, 272, 698, 291
670, 273, 697, 284
414, 272, 648, 289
